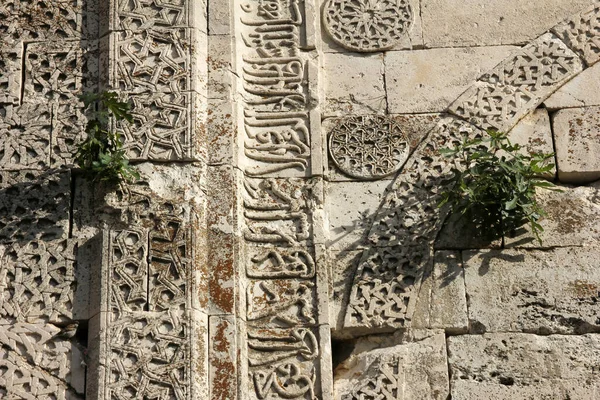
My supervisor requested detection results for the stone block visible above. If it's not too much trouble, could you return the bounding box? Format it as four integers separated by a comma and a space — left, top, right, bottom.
422, 0, 593, 48
544, 62, 600, 110
208, 0, 231, 35
435, 211, 503, 250
334, 330, 449, 400
207, 99, 238, 165
505, 184, 600, 248
448, 333, 600, 400
329, 250, 363, 336
386, 46, 517, 114
207, 35, 234, 100
209, 316, 238, 400
552, 4, 600, 67
413, 251, 468, 333
463, 247, 600, 334
325, 180, 390, 251
323, 52, 386, 117
449, 33, 584, 132
320, 0, 424, 53
51, 102, 89, 169
553, 106, 600, 183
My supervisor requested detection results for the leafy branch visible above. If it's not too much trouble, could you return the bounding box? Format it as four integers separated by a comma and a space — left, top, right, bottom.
438, 130, 559, 244
74, 92, 139, 184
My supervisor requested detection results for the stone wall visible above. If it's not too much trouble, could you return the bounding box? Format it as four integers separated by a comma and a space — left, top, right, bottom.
0, 0, 599, 399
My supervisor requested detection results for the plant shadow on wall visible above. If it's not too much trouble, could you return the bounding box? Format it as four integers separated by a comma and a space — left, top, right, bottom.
332, 129, 558, 336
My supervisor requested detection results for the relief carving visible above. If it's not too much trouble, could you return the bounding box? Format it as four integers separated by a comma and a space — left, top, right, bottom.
552, 5, 600, 66
329, 115, 410, 179
323, 0, 413, 52
248, 327, 319, 400
247, 247, 315, 279
247, 279, 316, 325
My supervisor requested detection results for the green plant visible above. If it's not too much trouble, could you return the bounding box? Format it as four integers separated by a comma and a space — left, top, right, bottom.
74, 91, 139, 184
438, 130, 558, 244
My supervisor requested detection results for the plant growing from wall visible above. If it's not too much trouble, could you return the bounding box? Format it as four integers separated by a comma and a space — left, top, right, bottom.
74, 91, 139, 184
438, 130, 558, 244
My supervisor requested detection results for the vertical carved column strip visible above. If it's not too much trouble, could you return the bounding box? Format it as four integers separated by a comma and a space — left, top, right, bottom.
232, 0, 331, 399
89, 1, 209, 399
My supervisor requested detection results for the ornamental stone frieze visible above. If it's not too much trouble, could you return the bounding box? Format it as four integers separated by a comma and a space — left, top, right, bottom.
0, 1, 600, 399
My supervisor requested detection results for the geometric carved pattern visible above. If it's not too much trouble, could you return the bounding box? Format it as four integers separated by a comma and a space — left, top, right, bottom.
0, 46, 22, 104
329, 115, 410, 179
323, 0, 413, 52
114, 0, 189, 31
449, 33, 583, 132
0, 240, 76, 324
0, 170, 70, 243
0, 114, 52, 170
342, 357, 402, 400
553, 5, 600, 67
345, 117, 483, 328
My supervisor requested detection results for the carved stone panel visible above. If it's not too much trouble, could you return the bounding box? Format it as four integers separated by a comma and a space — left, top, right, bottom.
449, 33, 584, 131
553, 4, 600, 67
328, 115, 410, 179
0, 45, 22, 105
323, 0, 414, 52
0, 239, 76, 324
247, 326, 321, 400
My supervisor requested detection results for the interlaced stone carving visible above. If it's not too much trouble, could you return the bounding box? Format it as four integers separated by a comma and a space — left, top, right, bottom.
449, 34, 583, 131
0, 0, 86, 46
0, 170, 70, 243
329, 115, 410, 179
247, 327, 319, 400
552, 5, 600, 67
0, 105, 52, 170
0, 240, 76, 324
51, 102, 89, 168
345, 117, 482, 328
112, 28, 191, 93
114, 0, 189, 31
24, 42, 86, 104
0, 323, 84, 399
323, 0, 413, 52
342, 357, 402, 400
0, 46, 22, 104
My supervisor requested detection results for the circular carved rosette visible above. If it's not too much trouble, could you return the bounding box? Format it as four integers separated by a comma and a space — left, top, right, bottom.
323, 0, 414, 52
329, 115, 410, 179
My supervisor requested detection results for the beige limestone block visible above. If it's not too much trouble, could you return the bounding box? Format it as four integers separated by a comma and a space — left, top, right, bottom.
385, 46, 517, 114
421, 0, 594, 48
323, 52, 386, 117
463, 247, 600, 334
553, 106, 600, 183
329, 250, 364, 336
448, 333, 600, 400
436, 211, 503, 250
325, 180, 390, 251
334, 330, 449, 399
413, 251, 468, 333
505, 184, 600, 248
544, 62, 600, 110
552, 4, 600, 67
208, 0, 230, 35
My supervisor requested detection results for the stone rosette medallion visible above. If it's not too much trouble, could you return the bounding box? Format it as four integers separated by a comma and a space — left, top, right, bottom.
323, 0, 413, 52
329, 115, 410, 179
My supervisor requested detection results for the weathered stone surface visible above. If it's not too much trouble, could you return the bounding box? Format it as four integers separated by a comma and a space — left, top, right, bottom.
334, 330, 449, 399
544, 62, 600, 109
552, 4, 600, 67
449, 33, 584, 132
413, 251, 468, 333
505, 184, 600, 248
324, 52, 386, 116
448, 333, 600, 400
386, 46, 517, 114
329, 250, 363, 335
325, 181, 390, 251
208, 0, 230, 35
320, 0, 424, 53
422, 0, 594, 48
0, 45, 22, 105
553, 106, 600, 183
435, 211, 503, 250
463, 247, 600, 334
209, 316, 237, 400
